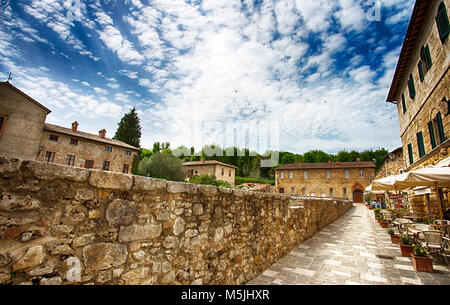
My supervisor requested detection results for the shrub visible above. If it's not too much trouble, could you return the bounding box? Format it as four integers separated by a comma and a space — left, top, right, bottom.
388, 229, 395, 235
401, 235, 412, 245
138, 153, 185, 181
189, 174, 232, 189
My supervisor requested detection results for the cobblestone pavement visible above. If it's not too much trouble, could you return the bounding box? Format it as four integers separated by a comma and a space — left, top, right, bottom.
247, 203, 450, 285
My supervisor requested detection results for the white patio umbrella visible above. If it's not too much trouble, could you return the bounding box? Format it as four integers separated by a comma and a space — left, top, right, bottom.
396, 167, 450, 231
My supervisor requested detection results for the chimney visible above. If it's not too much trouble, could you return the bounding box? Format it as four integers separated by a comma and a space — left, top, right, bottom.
71, 121, 79, 132
200, 157, 205, 163
328, 160, 332, 164
298, 161, 302, 167
356, 157, 361, 162
99, 129, 106, 138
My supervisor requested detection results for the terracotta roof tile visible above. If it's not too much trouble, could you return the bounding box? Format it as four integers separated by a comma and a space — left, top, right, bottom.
182, 160, 238, 169
44, 123, 139, 151
276, 161, 375, 170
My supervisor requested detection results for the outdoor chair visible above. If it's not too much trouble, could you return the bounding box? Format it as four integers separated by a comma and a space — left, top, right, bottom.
417, 231, 449, 266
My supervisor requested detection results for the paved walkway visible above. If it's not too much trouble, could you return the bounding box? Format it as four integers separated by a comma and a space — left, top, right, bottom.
247, 203, 450, 285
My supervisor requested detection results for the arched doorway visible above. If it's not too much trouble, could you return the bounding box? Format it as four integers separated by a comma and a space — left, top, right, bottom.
352, 182, 364, 203
353, 190, 363, 203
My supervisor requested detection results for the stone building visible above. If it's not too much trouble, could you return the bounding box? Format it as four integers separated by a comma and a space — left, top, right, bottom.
0, 82, 51, 160
275, 159, 375, 203
0, 82, 139, 173
182, 159, 237, 186
374, 147, 405, 180
37, 122, 139, 173
386, 0, 450, 215
387, 0, 449, 171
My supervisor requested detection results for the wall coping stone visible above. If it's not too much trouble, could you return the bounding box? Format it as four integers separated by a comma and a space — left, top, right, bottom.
22, 160, 89, 182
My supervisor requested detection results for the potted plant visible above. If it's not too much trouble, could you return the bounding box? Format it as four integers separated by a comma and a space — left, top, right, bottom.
388, 229, 400, 244
400, 235, 415, 257
378, 215, 388, 228
411, 245, 433, 272
374, 208, 381, 219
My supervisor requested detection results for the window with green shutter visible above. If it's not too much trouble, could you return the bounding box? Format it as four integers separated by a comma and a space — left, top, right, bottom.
428, 121, 437, 149
436, 111, 446, 143
408, 74, 415, 99
436, 2, 450, 42
408, 144, 414, 165
418, 61, 425, 82
402, 93, 406, 114
424, 45, 432, 69
416, 131, 425, 158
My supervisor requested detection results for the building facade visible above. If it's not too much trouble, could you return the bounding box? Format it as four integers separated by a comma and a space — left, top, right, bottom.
374, 147, 405, 180
0, 82, 51, 160
275, 159, 375, 202
37, 123, 139, 173
182, 159, 236, 186
0, 82, 139, 173
387, 0, 450, 172
386, 0, 450, 216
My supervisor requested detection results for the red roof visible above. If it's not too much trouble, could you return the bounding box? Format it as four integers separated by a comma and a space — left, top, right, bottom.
276, 161, 375, 170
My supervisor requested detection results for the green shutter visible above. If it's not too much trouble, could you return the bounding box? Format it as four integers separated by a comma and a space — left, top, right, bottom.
424, 44, 432, 69
416, 132, 425, 158
436, 111, 446, 143
436, 3, 450, 42
428, 121, 437, 149
408, 144, 414, 165
418, 61, 425, 82
408, 74, 416, 99
402, 93, 406, 114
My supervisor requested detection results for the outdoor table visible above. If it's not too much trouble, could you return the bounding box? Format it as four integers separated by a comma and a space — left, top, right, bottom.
392, 218, 413, 234
407, 224, 435, 243
403, 214, 426, 222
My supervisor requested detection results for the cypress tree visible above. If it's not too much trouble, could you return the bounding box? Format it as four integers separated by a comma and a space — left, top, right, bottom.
113, 107, 142, 148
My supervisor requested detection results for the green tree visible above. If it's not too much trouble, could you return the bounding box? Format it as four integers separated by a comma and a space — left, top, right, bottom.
138, 153, 185, 181
113, 107, 142, 148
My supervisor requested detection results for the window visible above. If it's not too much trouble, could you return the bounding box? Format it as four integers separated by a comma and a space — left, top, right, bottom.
418, 60, 425, 82
125, 150, 131, 156
408, 74, 415, 99
228, 169, 231, 177
221, 168, 224, 175
70, 139, 78, 145
85, 160, 94, 169
401, 93, 407, 114
123, 164, 129, 174
343, 188, 347, 196
428, 120, 437, 149
45, 151, 55, 163
416, 131, 426, 158
49, 134, 58, 141
330, 188, 333, 196
434, 112, 446, 144
280, 171, 284, 178
302, 187, 306, 195
436, 2, 450, 42
291, 187, 295, 194
359, 170, 364, 178
326, 170, 330, 178
279, 187, 284, 194
303, 171, 308, 178
66, 155, 75, 166
289, 171, 293, 178
0, 115, 7, 139
105, 146, 112, 152
422, 45, 433, 72
345, 170, 349, 178
407, 144, 414, 165
102, 161, 110, 171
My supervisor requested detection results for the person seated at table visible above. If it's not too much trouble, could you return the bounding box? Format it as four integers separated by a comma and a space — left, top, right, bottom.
371, 200, 377, 208
381, 202, 386, 209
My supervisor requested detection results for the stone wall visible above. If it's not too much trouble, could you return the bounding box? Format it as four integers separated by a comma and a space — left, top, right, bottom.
0, 155, 352, 285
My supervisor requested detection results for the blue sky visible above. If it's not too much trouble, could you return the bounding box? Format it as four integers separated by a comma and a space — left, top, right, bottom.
0, 0, 414, 154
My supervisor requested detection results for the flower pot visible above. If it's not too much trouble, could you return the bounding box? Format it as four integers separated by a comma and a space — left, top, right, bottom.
400, 244, 414, 257
411, 255, 433, 272
390, 234, 400, 244
380, 222, 388, 228
369, 206, 373, 210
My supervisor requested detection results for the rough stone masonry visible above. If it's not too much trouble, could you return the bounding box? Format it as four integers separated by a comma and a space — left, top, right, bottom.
0, 155, 352, 285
